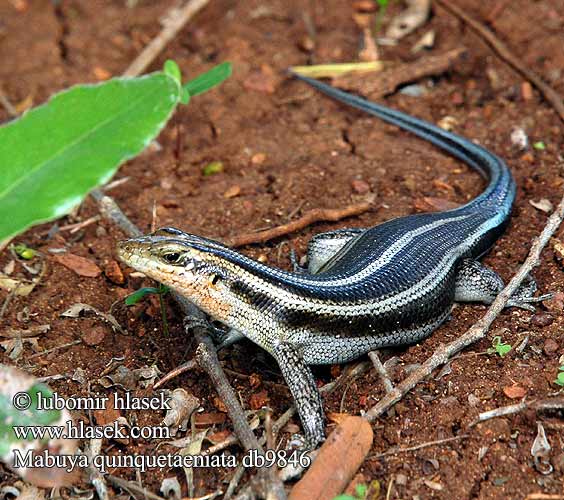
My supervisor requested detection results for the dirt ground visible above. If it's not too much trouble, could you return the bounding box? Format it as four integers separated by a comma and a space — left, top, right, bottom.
1, 0, 563, 498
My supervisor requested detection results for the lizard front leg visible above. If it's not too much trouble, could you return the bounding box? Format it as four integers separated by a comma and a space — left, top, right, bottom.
272, 340, 325, 449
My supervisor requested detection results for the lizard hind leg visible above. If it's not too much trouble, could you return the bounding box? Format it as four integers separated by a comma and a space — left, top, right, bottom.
306, 228, 365, 274
454, 259, 551, 312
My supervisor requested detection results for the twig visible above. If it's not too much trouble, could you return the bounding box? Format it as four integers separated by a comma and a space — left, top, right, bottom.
368, 351, 394, 394
193, 329, 264, 455
123, 0, 210, 77
371, 434, 469, 458
154, 358, 198, 389
90, 190, 141, 238
333, 48, 466, 99
473, 398, 564, 424
434, 0, 564, 123
106, 475, 165, 500
227, 199, 374, 247
364, 192, 564, 422
0, 86, 17, 117
28, 339, 81, 359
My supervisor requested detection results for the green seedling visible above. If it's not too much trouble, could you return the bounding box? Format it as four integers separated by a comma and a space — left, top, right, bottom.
202, 161, 224, 176
12, 243, 36, 260
533, 141, 546, 151
487, 336, 512, 357
373, 0, 396, 35
555, 366, 564, 386
334, 480, 380, 500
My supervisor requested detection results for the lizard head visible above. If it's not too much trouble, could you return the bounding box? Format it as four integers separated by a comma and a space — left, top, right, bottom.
117, 227, 237, 320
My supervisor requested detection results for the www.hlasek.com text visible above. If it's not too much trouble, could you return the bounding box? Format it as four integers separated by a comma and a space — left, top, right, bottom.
13, 449, 311, 473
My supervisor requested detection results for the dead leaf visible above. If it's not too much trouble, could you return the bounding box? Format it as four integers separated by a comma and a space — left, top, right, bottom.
423, 479, 443, 491
249, 389, 269, 410
529, 199, 553, 213
53, 254, 102, 278
1, 325, 50, 338
160, 477, 181, 500
531, 422, 552, 474
327, 412, 350, 425
162, 388, 199, 431
207, 430, 232, 444
14, 94, 34, 114
93, 396, 122, 426
1, 336, 40, 359
412, 29, 435, 53
0, 274, 37, 296
104, 260, 125, 284
61, 303, 125, 334
251, 152, 266, 165
503, 384, 527, 399
194, 412, 227, 427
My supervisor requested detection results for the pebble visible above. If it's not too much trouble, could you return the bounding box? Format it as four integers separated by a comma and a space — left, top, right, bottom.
81, 325, 107, 346
104, 260, 125, 285
223, 185, 241, 198
530, 312, 554, 327
521, 81, 533, 100
543, 338, 559, 355
351, 179, 370, 194
399, 84, 426, 97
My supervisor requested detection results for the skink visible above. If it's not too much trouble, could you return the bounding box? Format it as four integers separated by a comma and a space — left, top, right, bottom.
118, 74, 546, 448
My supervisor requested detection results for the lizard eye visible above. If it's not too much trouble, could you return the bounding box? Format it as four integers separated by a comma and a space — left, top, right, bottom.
162, 252, 183, 264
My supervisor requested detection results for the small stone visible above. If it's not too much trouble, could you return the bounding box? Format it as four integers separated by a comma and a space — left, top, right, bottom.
93, 67, 111, 81
251, 152, 266, 165
54, 253, 102, 278
224, 185, 241, 198
544, 292, 564, 312
81, 325, 107, 346
529, 199, 553, 213
104, 260, 125, 285
297, 35, 315, 53
451, 92, 464, 105
243, 65, 277, 94
351, 179, 370, 194
395, 473, 408, 486
543, 338, 559, 355
468, 393, 480, 406
530, 312, 554, 327
521, 81, 533, 100
352, 0, 377, 12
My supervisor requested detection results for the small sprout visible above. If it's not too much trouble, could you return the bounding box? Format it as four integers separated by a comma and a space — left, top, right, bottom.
333, 481, 380, 500
487, 336, 512, 357
202, 161, 224, 176
555, 366, 564, 386
13, 243, 36, 260
184, 61, 232, 97
533, 141, 546, 150
125, 286, 168, 306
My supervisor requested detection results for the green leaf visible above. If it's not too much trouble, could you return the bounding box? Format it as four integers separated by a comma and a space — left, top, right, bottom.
0, 70, 183, 242
333, 496, 356, 500
496, 343, 512, 357
125, 287, 161, 306
555, 372, 564, 386
533, 141, 546, 150
355, 483, 368, 498
164, 59, 182, 83
184, 62, 232, 97
202, 161, 224, 176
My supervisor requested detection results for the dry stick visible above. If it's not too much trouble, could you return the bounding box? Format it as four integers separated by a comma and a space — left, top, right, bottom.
371, 434, 468, 459
434, 0, 564, 123
106, 475, 166, 500
474, 398, 564, 424
123, 0, 211, 77
333, 47, 466, 99
194, 329, 264, 455
368, 351, 394, 393
227, 200, 374, 247
0, 86, 17, 117
365, 194, 564, 422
